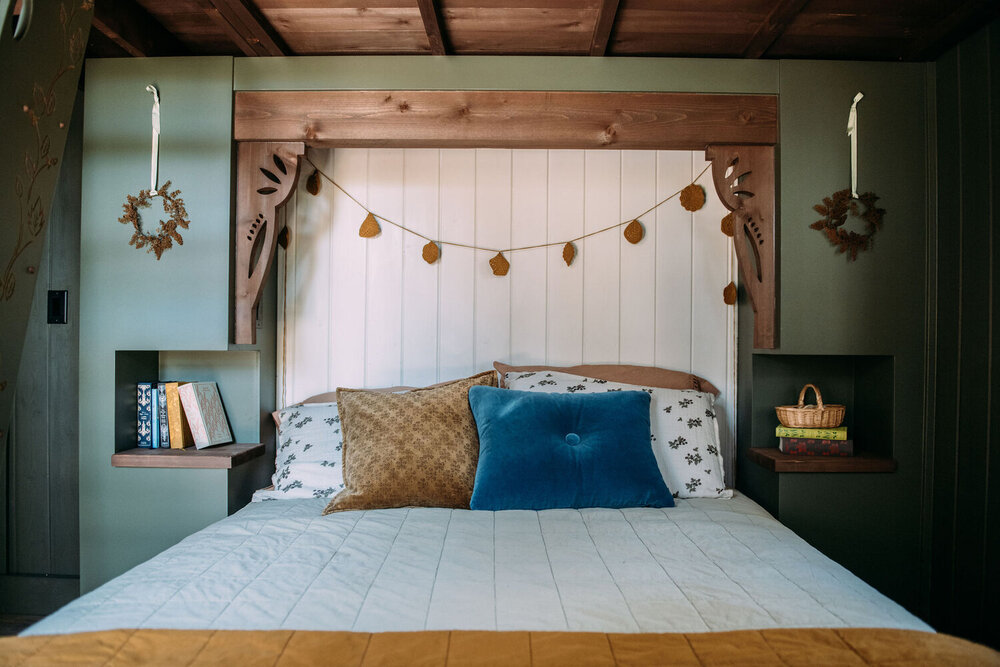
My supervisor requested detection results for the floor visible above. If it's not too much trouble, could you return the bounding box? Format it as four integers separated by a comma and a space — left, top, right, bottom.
0, 614, 41, 636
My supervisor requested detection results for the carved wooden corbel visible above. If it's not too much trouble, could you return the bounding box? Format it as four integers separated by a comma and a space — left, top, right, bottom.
234, 141, 305, 344
706, 145, 778, 349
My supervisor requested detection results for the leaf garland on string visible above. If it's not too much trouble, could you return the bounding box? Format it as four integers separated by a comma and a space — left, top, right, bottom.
302, 157, 721, 278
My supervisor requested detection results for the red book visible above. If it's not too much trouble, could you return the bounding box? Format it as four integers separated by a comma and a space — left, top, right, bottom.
779, 437, 854, 456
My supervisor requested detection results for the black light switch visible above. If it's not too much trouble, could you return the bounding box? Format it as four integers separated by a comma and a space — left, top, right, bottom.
47, 290, 68, 324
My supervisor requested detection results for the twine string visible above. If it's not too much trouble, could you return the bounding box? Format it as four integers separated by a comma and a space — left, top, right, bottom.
303, 155, 712, 254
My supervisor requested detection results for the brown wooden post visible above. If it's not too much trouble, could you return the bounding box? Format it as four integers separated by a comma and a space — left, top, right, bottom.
706, 145, 778, 349
234, 141, 304, 345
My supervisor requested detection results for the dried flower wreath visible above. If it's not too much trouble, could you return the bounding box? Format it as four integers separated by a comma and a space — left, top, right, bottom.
118, 181, 190, 260
810, 189, 885, 261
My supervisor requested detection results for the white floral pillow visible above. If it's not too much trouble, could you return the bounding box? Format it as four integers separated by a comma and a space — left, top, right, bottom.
504, 370, 731, 499
252, 402, 345, 501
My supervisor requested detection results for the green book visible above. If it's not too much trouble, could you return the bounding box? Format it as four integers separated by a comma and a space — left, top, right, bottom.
775, 425, 848, 440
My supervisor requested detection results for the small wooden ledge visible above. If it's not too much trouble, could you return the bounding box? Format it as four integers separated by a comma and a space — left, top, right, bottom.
111, 443, 265, 469
748, 448, 897, 473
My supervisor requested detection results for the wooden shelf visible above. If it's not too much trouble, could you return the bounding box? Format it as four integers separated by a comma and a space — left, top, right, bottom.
111, 443, 265, 469
748, 448, 897, 473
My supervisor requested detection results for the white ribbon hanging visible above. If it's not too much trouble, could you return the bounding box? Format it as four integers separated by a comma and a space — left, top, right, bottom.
146, 84, 160, 194
847, 91, 864, 198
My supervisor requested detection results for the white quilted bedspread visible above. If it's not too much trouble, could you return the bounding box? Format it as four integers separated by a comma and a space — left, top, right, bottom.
26, 493, 930, 636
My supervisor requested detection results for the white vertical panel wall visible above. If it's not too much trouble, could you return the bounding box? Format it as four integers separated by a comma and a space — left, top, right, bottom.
277, 148, 737, 480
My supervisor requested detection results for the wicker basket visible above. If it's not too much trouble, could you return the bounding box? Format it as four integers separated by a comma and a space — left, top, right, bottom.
775, 384, 845, 428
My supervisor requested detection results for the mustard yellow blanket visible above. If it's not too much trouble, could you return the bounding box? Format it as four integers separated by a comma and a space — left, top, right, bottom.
1, 628, 997, 666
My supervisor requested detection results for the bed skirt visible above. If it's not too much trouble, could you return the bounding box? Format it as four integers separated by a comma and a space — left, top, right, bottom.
2, 628, 997, 666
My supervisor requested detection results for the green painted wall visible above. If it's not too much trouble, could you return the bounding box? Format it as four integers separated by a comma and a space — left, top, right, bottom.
79, 58, 272, 592
931, 20, 1000, 648
80, 55, 937, 632
737, 60, 933, 615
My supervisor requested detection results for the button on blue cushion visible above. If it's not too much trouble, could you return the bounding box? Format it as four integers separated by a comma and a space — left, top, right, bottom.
468, 386, 674, 510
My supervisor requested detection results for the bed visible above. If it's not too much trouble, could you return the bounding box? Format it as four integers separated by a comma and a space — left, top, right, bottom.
7, 371, 999, 665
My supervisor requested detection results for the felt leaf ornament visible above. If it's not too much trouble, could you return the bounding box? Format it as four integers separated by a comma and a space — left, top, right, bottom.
624, 219, 644, 244
489, 252, 510, 276
359, 212, 380, 238
422, 241, 440, 264
680, 184, 706, 212
721, 213, 734, 237
723, 281, 737, 305
562, 242, 576, 266
306, 169, 321, 196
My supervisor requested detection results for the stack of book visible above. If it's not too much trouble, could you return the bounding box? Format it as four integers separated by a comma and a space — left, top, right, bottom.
137, 381, 233, 450
775, 425, 853, 456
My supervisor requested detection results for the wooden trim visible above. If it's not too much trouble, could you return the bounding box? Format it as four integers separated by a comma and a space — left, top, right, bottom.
234, 142, 305, 345
742, 0, 810, 59
111, 443, 265, 469
91, 0, 184, 58
589, 0, 621, 56
232, 91, 779, 348
748, 448, 897, 473
234, 91, 778, 149
416, 0, 449, 55
205, 0, 288, 57
706, 145, 778, 349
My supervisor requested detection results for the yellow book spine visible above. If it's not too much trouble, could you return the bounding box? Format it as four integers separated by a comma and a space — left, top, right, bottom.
775, 425, 848, 440
165, 382, 195, 449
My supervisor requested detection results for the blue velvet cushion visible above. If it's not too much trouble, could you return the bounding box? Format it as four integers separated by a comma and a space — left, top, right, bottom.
468, 386, 674, 510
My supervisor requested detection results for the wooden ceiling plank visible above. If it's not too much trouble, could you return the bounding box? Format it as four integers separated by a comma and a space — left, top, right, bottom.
742, 0, 811, 59
91, 0, 186, 57
206, 0, 290, 56
416, 0, 449, 55
589, 0, 621, 56
907, 0, 1000, 60
204, 7, 259, 57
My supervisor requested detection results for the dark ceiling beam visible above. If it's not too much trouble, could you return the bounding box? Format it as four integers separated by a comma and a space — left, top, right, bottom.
742, 0, 811, 59
90, 0, 185, 58
205, 0, 289, 57
416, 0, 449, 55
907, 0, 1000, 60
589, 0, 621, 56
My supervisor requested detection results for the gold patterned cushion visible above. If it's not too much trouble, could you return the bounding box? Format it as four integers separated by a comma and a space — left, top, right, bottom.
322, 371, 497, 514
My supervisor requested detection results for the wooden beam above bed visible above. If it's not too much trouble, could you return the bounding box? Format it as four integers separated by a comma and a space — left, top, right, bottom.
233, 91, 778, 149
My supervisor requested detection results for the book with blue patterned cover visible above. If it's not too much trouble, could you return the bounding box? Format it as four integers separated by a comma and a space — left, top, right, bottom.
157, 383, 170, 448
137, 382, 154, 448
150, 385, 159, 448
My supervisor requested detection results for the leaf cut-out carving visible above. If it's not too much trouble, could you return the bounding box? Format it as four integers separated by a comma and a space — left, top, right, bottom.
272, 154, 287, 175
489, 252, 510, 276
562, 242, 576, 266
359, 212, 380, 238
257, 187, 277, 195
260, 167, 280, 184
306, 170, 321, 196
624, 219, 644, 244
422, 241, 440, 264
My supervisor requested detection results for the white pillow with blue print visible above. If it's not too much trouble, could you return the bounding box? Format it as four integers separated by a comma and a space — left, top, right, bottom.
252, 402, 345, 501
504, 370, 731, 499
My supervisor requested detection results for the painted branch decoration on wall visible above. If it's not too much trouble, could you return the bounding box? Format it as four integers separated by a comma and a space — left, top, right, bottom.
118, 85, 191, 259
303, 156, 713, 278
809, 92, 886, 260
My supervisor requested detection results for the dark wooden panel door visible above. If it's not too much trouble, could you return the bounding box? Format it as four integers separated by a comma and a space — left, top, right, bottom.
0, 92, 82, 614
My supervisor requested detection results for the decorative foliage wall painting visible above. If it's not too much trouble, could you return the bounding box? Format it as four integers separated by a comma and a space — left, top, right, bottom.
119, 85, 191, 259
810, 92, 886, 260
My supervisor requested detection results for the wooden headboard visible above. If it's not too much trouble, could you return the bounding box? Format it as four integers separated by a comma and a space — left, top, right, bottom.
229, 90, 778, 349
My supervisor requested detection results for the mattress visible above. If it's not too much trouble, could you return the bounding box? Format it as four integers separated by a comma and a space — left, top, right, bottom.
25, 493, 930, 636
